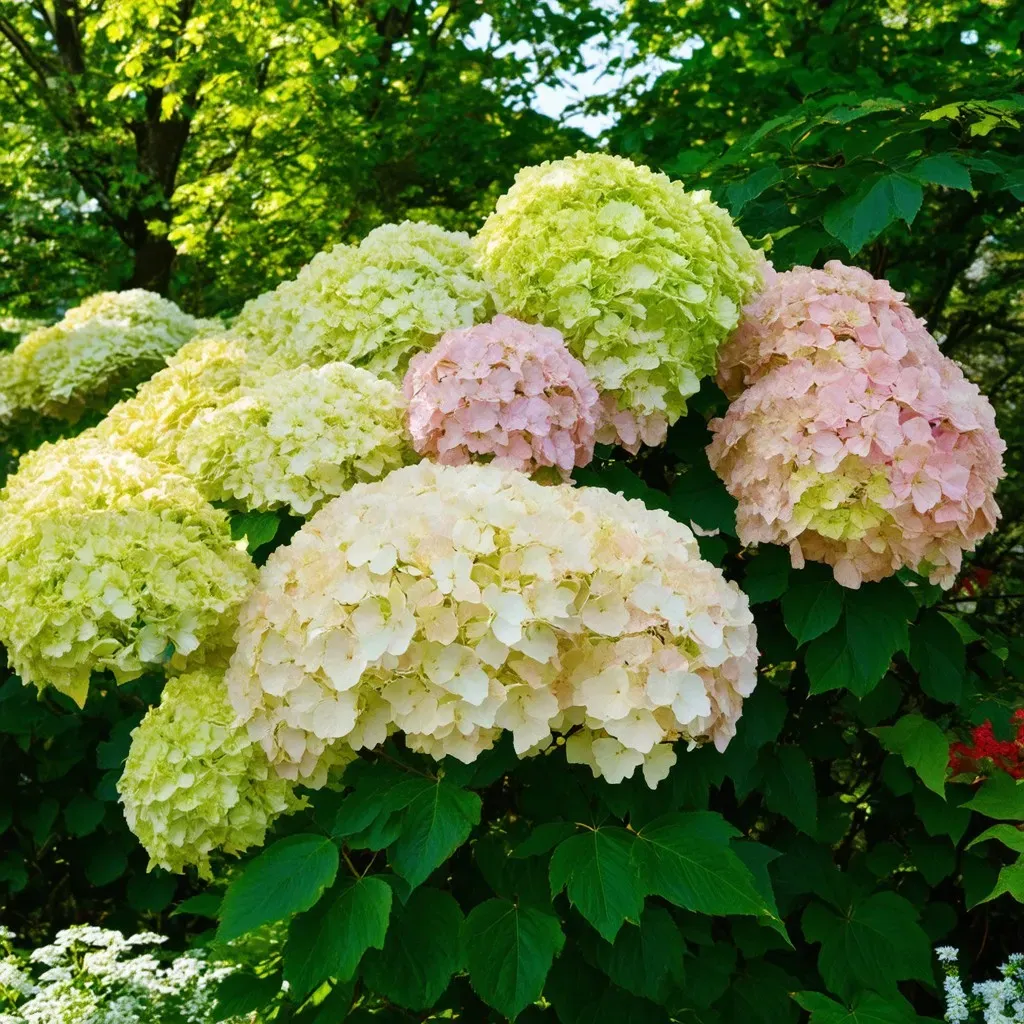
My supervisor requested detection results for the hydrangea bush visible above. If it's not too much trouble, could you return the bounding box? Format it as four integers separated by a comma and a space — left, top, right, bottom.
0, 926, 247, 1024
0, 436, 256, 705
476, 152, 764, 448
118, 668, 311, 878
0, 151, 1019, 1024
404, 315, 600, 477
226, 462, 756, 785
234, 221, 493, 377
708, 262, 1005, 587
178, 361, 413, 516
937, 947, 1024, 1023
0, 291, 216, 432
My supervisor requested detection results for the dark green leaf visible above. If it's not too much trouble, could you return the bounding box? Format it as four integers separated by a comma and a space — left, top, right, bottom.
742, 545, 791, 604
513, 822, 578, 859
762, 745, 818, 836
215, 971, 282, 1018
964, 773, 1024, 820
361, 886, 464, 1010
592, 906, 685, 1002
462, 899, 565, 1020
781, 565, 843, 644
976, 858, 1024, 905
871, 714, 949, 796
218, 834, 340, 941
230, 509, 280, 552
909, 611, 965, 704
284, 875, 392, 997
389, 778, 482, 887
793, 989, 922, 1024
549, 827, 644, 941
63, 793, 105, 837
912, 153, 973, 191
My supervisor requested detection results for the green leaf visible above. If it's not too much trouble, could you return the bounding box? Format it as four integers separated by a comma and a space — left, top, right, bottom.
793, 990, 922, 1024
592, 906, 685, 1002
631, 812, 777, 924
389, 778, 482, 887
976, 857, 1024, 905
284, 875, 393, 997
361, 887, 463, 1010
230, 509, 280, 552
805, 579, 915, 696
964, 773, 1024, 820
727, 167, 783, 214
761, 746, 818, 835
63, 794, 105, 837
513, 822, 578, 859
84, 838, 128, 886
214, 971, 283, 1019
781, 565, 843, 643
462, 899, 565, 1020
802, 892, 932, 999
127, 868, 176, 912
914, 786, 971, 845
909, 611, 965, 704
669, 461, 737, 537
968, 824, 1024, 854
218, 834, 340, 941
912, 153, 973, 191
549, 827, 644, 942
742, 545, 791, 605
22, 797, 59, 845
171, 892, 222, 918
871, 714, 949, 796
823, 174, 923, 253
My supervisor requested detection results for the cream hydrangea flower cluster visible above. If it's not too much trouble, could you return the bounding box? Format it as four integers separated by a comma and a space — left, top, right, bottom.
178, 361, 415, 516
118, 668, 312, 877
226, 462, 757, 789
97, 335, 250, 464
235, 221, 493, 377
475, 152, 763, 450
707, 262, 1005, 588
0, 436, 256, 704
403, 314, 600, 478
0, 290, 216, 429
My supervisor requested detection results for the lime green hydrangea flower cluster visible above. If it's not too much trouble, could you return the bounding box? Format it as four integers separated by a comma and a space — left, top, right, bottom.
118, 668, 312, 878
97, 335, 250, 464
475, 152, 763, 447
178, 361, 416, 516
234, 221, 493, 377
0, 436, 256, 705
0, 290, 218, 430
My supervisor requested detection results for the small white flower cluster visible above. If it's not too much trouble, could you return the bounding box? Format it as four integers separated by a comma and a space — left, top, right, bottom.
937, 947, 1024, 1023
0, 926, 251, 1024
227, 462, 757, 789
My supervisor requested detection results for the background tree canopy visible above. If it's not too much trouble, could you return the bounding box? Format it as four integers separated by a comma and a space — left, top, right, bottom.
0, 2, 1022, 1023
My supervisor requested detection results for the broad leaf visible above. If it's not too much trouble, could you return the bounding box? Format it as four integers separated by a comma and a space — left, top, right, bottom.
389, 777, 482, 887
218, 834, 339, 941
794, 990, 922, 1024
513, 822, 578, 859
762, 746, 818, 836
781, 565, 843, 643
742, 545, 791, 605
964, 773, 1024, 821
968, 824, 1024, 854
823, 174, 923, 253
802, 892, 932, 999
361, 886, 463, 1010
230, 509, 280, 552
871, 714, 949, 796
283, 875, 392, 997
976, 857, 1024, 905
631, 812, 777, 924
909, 611, 965, 704
592, 906, 685, 1002
462, 898, 565, 1020
912, 153, 973, 191
805, 580, 915, 696
549, 827, 644, 941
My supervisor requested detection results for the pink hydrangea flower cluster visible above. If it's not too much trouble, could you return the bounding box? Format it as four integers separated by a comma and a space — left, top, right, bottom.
403, 315, 600, 477
708, 261, 1005, 589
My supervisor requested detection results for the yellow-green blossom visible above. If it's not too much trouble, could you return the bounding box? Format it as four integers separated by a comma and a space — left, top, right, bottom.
0, 291, 218, 427
178, 361, 416, 516
0, 436, 256, 705
97, 335, 250, 465
118, 668, 310, 878
476, 152, 763, 435
234, 221, 493, 378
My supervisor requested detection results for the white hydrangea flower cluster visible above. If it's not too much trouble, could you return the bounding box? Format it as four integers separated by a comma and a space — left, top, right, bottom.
178, 361, 415, 516
234, 221, 493, 377
0, 435, 256, 705
0, 290, 217, 429
97, 335, 250, 465
118, 668, 317, 878
937, 948, 1024, 1023
227, 462, 757, 788
0, 926, 251, 1024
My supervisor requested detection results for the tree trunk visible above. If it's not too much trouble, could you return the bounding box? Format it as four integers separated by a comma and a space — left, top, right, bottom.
128, 236, 178, 293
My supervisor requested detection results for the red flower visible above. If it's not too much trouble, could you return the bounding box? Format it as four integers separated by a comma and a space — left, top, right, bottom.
948, 713, 1024, 781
